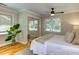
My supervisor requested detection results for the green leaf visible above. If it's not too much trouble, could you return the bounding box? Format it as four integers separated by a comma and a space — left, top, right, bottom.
10, 27, 15, 31
5, 24, 21, 42
16, 30, 21, 34
13, 24, 20, 29
5, 36, 12, 41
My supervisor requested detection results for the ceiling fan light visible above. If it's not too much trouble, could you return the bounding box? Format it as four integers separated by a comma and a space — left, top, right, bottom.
51, 13, 55, 16
51, 10, 55, 16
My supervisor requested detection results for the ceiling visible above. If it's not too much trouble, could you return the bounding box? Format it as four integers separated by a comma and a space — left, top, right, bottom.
4, 3, 79, 16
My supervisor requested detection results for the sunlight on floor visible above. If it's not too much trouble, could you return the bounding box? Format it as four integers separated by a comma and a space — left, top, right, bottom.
0, 42, 27, 55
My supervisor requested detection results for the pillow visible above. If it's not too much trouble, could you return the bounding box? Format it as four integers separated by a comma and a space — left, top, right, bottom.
75, 30, 79, 36
72, 30, 79, 44
72, 35, 79, 44
64, 32, 70, 39
65, 31, 74, 43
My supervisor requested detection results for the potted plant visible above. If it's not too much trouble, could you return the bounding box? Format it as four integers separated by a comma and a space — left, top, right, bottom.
5, 24, 21, 44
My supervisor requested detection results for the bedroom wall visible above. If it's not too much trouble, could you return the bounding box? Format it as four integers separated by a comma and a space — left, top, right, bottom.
62, 12, 79, 26
18, 9, 41, 44
0, 6, 41, 45
41, 12, 79, 35
0, 6, 18, 46
61, 12, 79, 33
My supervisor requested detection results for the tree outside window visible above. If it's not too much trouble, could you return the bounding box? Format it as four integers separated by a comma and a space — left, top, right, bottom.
29, 19, 38, 31
44, 17, 61, 32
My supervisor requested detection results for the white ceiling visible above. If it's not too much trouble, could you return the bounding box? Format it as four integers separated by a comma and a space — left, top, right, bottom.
4, 3, 79, 16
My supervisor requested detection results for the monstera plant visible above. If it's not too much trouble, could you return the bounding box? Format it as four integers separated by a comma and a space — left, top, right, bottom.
5, 24, 21, 43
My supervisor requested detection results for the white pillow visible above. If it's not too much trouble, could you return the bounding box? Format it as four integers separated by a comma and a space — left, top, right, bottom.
65, 32, 74, 43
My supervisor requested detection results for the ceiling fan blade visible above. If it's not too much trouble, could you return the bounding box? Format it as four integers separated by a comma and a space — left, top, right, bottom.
50, 8, 64, 16
55, 12, 64, 14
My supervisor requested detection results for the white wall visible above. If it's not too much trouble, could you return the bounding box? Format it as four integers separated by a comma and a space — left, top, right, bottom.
62, 12, 79, 25
18, 9, 41, 44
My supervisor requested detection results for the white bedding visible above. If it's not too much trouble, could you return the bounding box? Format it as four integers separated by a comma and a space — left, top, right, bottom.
30, 35, 79, 55
30, 37, 48, 55
45, 35, 79, 55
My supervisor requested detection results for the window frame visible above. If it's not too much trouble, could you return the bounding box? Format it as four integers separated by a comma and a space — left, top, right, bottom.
0, 13, 12, 34
44, 17, 61, 32
28, 17, 39, 32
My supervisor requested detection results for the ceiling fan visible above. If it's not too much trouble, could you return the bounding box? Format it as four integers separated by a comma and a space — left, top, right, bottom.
50, 8, 64, 16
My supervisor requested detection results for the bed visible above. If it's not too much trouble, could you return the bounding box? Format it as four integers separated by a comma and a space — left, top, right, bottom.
30, 34, 79, 55
45, 35, 79, 55
30, 34, 53, 55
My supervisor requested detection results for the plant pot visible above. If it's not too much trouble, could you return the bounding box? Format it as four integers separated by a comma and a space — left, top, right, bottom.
12, 38, 16, 44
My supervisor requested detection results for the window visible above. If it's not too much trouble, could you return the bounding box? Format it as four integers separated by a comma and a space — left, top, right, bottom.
0, 14, 11, 34
44, 17, 61, 32
29, 18, 38, 31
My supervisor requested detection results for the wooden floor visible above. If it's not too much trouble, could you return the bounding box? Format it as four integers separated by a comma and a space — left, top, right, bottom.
0, 42, 27, 55
0, 38, 33, 55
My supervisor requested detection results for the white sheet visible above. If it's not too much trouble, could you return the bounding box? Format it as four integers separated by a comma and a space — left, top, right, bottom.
30, 35, 79, 55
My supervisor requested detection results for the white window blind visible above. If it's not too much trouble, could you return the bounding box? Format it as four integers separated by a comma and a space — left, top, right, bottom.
0, 14, 11, 34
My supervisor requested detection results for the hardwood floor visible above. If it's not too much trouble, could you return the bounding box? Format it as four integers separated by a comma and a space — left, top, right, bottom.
0, 42, 27, 55
0, 38, 34, 55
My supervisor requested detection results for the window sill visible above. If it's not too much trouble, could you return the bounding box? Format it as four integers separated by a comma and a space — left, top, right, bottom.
0, 32, 8, 35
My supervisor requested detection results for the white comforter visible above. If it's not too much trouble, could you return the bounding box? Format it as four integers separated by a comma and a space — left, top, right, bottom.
30, 35, 79, 55
30, 39, 47, 55
45, 35, 79, 55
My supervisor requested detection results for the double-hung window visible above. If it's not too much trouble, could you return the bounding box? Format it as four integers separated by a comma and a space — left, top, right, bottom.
44, 17, 61, 32
29, 18, 39, 31
0, 14, 11, 34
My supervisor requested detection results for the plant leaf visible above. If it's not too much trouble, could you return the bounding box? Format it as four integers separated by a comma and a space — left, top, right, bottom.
5, 24, 21, 41
5, 36, 12, 41
13, 24, 20, 29
16, 30, 21, 34
10, 27, 15, 31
